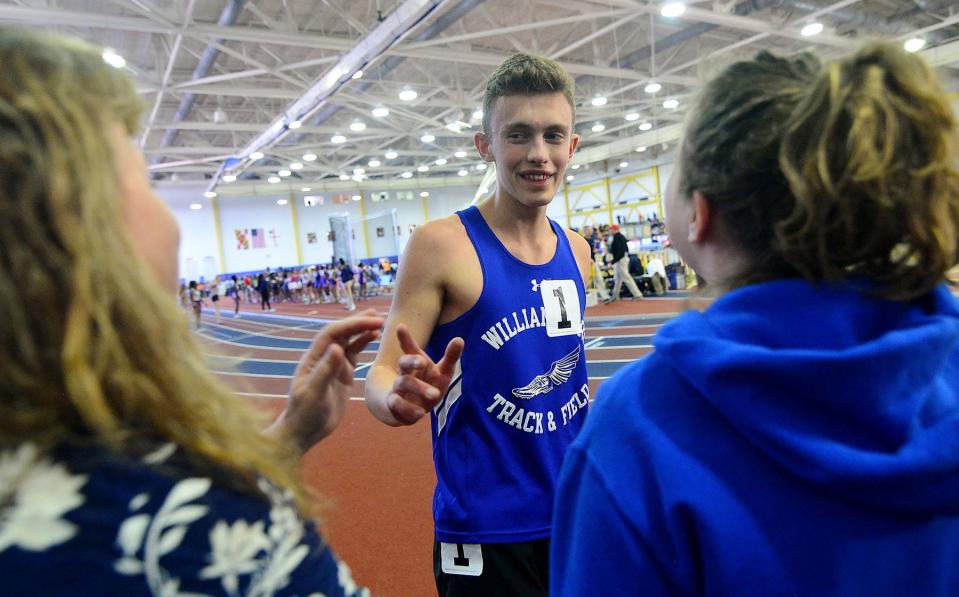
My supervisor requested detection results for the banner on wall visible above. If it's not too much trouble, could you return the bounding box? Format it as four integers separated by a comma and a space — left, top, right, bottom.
235, 229, 249, 250
251, 228, 265, 249
235, 228, 279, 250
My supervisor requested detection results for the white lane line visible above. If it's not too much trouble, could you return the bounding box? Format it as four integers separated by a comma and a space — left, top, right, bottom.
583, 337, 604, 349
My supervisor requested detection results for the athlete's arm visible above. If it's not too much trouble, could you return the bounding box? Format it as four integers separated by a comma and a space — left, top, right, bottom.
366, 222, 464, 426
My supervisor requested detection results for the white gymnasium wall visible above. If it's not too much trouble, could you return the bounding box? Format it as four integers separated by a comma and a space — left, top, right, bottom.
159, 164, 675, 276
294, 193, 364, 266
159, 182, 482, 275
162, 183, 222, 282
217, 193, 299, 273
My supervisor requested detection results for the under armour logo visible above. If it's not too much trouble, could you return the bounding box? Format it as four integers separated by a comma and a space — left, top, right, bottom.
531, 279, 540, 292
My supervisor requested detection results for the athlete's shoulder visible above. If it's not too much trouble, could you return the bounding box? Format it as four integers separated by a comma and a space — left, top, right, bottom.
403, 214, 473, 272
409, 213, 464, 243
560, 226, 592, 268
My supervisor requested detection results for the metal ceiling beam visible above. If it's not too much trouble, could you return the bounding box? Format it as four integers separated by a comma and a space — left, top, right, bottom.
171, 54, 339, 88
140, 0, 196, 146
138, 84, 304, 99
679, 6, 855, 48
403, 7, 640, 49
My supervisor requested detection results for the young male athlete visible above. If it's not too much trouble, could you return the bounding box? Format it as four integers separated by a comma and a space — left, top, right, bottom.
366, 54, 592, 595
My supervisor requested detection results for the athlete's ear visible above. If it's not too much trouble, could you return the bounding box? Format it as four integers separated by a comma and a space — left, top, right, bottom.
475, 131, 493, 162
568, 133, 579, 159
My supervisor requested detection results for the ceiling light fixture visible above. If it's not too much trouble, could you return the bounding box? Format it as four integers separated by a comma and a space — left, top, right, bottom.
644, 81, 662, 94
339, 174, 350, 181
268, 176, 281, 183
904, 37, 926, 52
350, 120, 367, 132
249, 151, 264, 161
591, 96, 608, 107
661, 2, 686, 18
636, 145, 647, 152
435, 158, 448, 166
457, 169, 468, 177
290, 162, 303, 170
639, 122, 653, 131
190, 203, 202, 210
400, 171, 413, 178
372, 106, 390, 118
302, 153, 317, 161
421, 133, 436, 143
420, 191, 430, 198
625, 112, 640, 121
288, 120, 302, 129
101, 48, 126, 69
352, 70, 364, 80
417, 165, 430, 172
277, 199, 288, 205
663, 99, 679, 109
222, 174, 237, 183
368, 159, 381, 167
331, 134, 346, 144
385, 150, 398, 159
454, 150, 468, 158
801, 22, 823, 37
592, 123, 606, 132
203, 191, 216, 198
278, 169, 292, 177
399, 88, 418, 101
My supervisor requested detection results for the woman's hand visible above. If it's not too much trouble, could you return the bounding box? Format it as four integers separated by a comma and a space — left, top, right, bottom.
270, 309, 384, 454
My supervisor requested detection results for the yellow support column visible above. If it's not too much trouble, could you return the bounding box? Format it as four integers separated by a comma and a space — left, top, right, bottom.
288, 190, 303, 265
563, 184, 571, 228
603, 167, 614, 225
422, 193, 429, 223
210, 196, 226, 273
654, 165, 664, 218
358, 191, 371, 260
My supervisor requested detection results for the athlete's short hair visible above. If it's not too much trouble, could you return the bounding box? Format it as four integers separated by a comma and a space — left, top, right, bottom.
482, 53, 575, 134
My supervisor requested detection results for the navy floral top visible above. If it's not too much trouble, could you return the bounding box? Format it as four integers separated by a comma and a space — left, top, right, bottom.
0, 442, 370, 596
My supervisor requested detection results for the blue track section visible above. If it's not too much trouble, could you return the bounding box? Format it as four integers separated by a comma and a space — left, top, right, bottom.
202, 324, 384, 351
591, 315, 677, 327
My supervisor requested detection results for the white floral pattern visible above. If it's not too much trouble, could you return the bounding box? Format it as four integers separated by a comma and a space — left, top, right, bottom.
0, 443, 88, 553
0, 443, 369, 596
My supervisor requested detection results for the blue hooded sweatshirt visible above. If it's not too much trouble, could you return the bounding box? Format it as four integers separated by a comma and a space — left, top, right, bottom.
551, 280, 959, 596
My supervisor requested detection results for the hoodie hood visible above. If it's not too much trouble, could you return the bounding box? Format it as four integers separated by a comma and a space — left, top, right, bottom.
654, 280, 959, 515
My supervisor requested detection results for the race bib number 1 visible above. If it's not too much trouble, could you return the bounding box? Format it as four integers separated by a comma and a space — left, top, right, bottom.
540, 279, 583, 337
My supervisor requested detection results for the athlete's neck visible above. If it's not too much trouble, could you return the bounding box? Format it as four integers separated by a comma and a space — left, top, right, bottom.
480, 194, 553, 241
477, 197, 557, 265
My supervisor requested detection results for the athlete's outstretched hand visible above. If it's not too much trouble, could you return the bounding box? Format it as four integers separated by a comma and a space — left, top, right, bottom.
271, 309, 384, 453
386, 324, 464, 425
